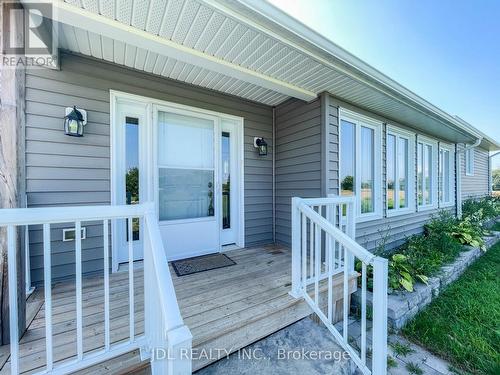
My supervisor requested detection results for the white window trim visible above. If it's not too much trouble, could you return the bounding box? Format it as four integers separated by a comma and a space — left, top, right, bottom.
416, 135, 438, 211
339, 108, 383, 223
439, 142, 455, 208
465, 148, 475, 176
386, 125, 416, 217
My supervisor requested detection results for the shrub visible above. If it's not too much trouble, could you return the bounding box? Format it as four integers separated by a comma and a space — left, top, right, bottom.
388, 254, 428, 292
451, 217, 485, 250
462, 196, 500, 227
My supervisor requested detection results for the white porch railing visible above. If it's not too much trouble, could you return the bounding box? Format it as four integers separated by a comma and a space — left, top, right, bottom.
0, 202, 191, 375
290, 196, 388, 375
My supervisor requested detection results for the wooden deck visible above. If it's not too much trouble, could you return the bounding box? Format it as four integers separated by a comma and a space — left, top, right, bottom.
0, 245, 315, 374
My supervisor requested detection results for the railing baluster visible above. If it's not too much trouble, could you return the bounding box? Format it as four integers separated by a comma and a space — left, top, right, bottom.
128, 217, 135, 341
43, 224, 53, 370
327, 215, 333, 323
332, 204, 338, 270
7, 225, 19, 375
301, 213, 307, 291
343, 245, 349, 342
361, 262, 367, 364
314, 224, 320, 304
75, 221, 83, 360
103, 219, 110, 350
309, 219, 314, 281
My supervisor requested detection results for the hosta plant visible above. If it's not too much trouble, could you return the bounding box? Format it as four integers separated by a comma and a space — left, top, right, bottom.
388, 254, 428, 293
451, 217, 485, 250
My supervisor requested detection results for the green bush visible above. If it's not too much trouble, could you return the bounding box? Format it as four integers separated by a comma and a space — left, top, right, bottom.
359, 197, 499, 293
451, 217, 485, 250
462, 196, 500, 227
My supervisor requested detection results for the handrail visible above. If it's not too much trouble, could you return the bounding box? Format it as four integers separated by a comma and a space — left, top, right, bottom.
290, 196, 388, 375
0, 203, 149, 226
298, 202, 375, 265
0, 202, 191, 375
144, 213, 186, 330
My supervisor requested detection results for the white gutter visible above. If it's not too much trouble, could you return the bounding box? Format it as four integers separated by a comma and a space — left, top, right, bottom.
229, 0, 484, 141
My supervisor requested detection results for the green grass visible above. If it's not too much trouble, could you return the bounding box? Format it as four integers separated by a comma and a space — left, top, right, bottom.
403, 242, 500, 374
490, 221, 500, 231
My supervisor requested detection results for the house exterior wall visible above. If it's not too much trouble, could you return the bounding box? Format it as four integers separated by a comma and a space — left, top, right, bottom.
26, 52, 274, 283
275, 98, 322, 245
458, 144, 490, 199
328, 94, 456, 252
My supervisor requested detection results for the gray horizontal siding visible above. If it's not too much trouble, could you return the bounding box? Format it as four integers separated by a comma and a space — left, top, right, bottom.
275, 98, 322, 245
27, 52, 274, 283
328, 94, 457, 252
459, 144, 490, 199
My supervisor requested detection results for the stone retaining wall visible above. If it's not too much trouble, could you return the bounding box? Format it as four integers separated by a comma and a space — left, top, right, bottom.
352, 231, 500, 330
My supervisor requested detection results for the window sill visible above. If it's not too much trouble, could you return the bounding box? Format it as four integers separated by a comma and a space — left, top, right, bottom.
386, 208, 416, 218
439, 202, 455, 209
417, 204, 438, 212
356, 213, 383, 223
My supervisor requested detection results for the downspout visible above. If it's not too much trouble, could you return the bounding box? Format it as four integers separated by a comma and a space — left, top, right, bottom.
456, 137, 482, 217
272, 107, 276, 244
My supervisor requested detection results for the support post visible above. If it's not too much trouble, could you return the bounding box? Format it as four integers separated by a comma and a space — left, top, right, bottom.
290, 197, 302, 298
0, 2, 27, 344
371, 257, 388, 375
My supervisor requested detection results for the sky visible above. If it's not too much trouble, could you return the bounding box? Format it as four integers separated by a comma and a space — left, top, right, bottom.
268, 0, 500, 167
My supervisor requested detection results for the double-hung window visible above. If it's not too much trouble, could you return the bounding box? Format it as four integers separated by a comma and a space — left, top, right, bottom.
386, 126, 415, 215
417, 136, 438, 210
465, 148, 474, 176
439, 144, 454, 207
339, 108, 382, 221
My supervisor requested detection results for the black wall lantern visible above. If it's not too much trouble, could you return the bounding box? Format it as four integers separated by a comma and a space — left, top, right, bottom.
64, 106, 87, 137
254, 137, 268, 156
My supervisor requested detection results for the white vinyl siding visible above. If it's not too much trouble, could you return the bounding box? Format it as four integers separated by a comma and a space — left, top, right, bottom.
339, 108, 382, 222
386, 126, 415, 216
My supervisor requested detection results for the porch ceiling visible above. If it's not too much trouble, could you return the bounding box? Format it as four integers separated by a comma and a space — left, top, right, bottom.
47, 0, 497, 147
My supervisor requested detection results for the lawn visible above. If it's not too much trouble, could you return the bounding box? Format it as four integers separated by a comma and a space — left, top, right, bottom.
403, 242, 500, 374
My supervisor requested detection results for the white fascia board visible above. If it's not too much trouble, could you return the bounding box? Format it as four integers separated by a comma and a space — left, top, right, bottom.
227, 0, 485, 140
46, 0, 317, 102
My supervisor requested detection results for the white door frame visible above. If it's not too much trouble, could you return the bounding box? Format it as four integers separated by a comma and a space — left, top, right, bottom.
110, 90, 245, 270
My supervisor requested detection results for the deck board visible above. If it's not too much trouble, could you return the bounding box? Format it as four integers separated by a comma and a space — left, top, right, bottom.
0, 245, 305, 374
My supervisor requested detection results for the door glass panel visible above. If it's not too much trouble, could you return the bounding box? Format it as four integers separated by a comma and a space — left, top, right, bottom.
157, 111, 215, 221
125, 116, 139, 241
222, 132, 230, 229
360, 126, 374, 213
340, 120, 355, 196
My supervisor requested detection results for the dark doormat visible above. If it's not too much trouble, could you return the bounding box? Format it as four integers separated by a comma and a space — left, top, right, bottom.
171, 253, 236, 277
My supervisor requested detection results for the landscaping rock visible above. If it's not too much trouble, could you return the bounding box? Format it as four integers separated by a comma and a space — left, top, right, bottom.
352, 232, 500, 330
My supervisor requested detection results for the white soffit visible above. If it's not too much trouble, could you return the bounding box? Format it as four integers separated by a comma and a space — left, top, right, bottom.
51, 0, 493, 145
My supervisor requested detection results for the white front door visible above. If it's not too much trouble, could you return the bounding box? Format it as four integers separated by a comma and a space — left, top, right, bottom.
154, 105, 220, 260
112, 92, 244, 265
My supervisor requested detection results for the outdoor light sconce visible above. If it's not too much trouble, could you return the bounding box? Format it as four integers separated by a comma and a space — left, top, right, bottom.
64, 106, 87, 137
254, 137, 268, 156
